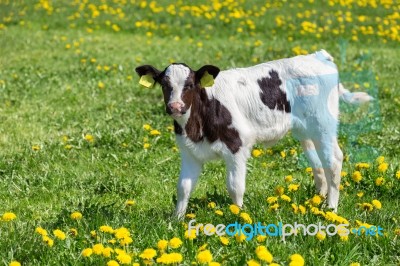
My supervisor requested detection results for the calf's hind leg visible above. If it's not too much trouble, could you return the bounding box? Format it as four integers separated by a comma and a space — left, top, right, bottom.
315, 137, 343, 211
224, 150, 249, 208
301, 139, 328, 196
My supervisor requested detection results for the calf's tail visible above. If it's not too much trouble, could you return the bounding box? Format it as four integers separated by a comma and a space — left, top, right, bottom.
338, 83, 373, 104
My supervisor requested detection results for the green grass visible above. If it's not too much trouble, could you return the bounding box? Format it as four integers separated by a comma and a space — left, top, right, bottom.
0, 0, 400, 265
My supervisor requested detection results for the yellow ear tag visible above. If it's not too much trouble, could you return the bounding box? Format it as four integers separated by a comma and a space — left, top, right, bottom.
200, 71, 214, 88
139, 74, 155, 88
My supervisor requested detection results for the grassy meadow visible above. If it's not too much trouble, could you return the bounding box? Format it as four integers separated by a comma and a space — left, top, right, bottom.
1, 0, 400, 265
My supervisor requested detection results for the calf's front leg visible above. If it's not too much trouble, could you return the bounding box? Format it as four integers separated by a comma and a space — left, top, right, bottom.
174, 148, 203, 219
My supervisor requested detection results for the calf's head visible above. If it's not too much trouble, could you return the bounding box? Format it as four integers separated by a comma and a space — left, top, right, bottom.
135, 63, 220, 118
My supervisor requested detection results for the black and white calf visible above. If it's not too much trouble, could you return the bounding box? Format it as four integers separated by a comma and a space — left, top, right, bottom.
136, 50, 372, 218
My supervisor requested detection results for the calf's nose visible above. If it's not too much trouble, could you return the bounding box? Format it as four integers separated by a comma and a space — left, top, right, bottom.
168, 102, 184, 112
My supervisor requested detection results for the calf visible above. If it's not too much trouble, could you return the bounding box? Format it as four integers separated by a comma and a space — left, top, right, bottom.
135, 50, 372, 218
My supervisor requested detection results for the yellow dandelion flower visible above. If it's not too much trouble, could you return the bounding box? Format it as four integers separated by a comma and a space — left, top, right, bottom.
310, 195, 322, 206
102, 247, 114, 257
358, 203, 374, 212
150, 129, 161, 136
288, 184, 300, 192
42, 236, 54, 247
269, 203, 279, 211
341, 171, 348, 177
186, 213, 195, 219
350, 263, 360, 266
35, 227, 48, 236
215, 210, 223, 216
378, 163, 388, 173
396, 170, 400, 180
209, 262, 220, 266
114, 227, 130, 239
112, 24, 121, 32
9, 261, 21, 266
316, 231, 326, 241
70, 212, 82, 220
2, 212, 16, 221
352, 171, 362, 183
185, 229, 197, 240
289, 254, 305, 266
139, 248, 157, 260
197, 250, 213, 263
69, 228, 78, 236
156, 252, 183, 264
53, 229, 66, 240
376, 156, 385, 164
298, 205, 306, 214
92, 243, 104, 255
235, 233, 247, 242
280, 194, 291, 202
84, 134, 94, 143
284, 175, 293, 182
256, 235, 267, 242
208, 202, 216, 208
220, 236, 229, 245
107, 260, 119, 266
357, 191, 364, 197
32, 145, 41, 151
247, 259, 260, 266
82, 248, 93, 257
280, 150, 286, 158
275, 185, 285, 195
198, 243, 208, 251
255, 246, 273, 263
229, 204, 240, 215
252, 149, 263, 157
169, 237, 183, 248
117, 253, 132, 264
375, 177, 384, 186
240, 212, 252, 223
291, 203, 299, 213
100, 225, 114, 233
372, 199, 382, 209
355, 162, 370, 169
125, 200, 135, 206
98, 81, 105, 89
143, 124, 151, 131
143, 143, 150, 149
266, 196, 278, 204
305, 167, 313, 174
157, 239, 168, 250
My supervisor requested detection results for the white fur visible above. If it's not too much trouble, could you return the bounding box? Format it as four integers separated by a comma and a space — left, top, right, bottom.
173, 50, 372, 218
165, 64, 191, 106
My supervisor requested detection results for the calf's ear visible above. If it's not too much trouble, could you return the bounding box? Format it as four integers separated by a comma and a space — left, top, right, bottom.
135, 65, 161, 88
196, 65, 220, 88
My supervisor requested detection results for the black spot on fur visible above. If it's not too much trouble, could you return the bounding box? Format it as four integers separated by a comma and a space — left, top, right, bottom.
184, 89, 242, 154
174, 121, 183, 135
257, 70, 291, 113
